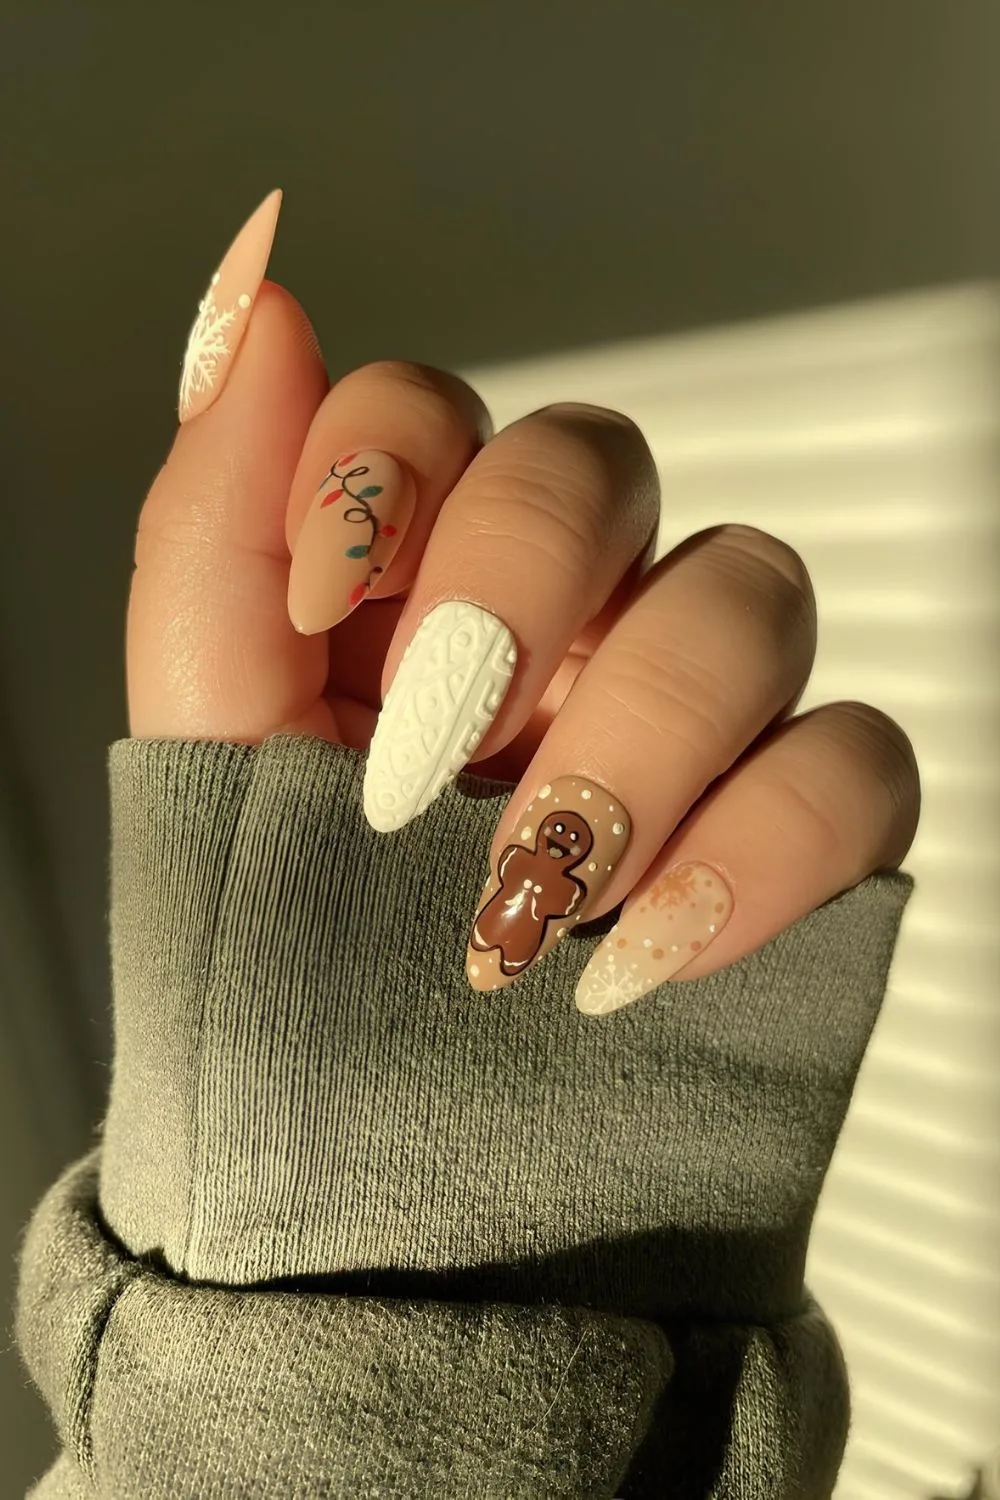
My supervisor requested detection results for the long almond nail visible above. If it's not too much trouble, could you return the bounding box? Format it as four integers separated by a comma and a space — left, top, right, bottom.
467, 776, 632, 992
178, 188, 282, 424
363, 601, 517, 832
288, 451, 415, 633
575, 861, 734, 1016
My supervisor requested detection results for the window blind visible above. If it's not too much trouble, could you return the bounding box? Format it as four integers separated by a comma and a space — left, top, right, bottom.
466, 285, 1000, 1499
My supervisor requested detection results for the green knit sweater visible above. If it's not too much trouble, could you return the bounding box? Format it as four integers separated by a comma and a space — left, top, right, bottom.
15, 735, 915, 1498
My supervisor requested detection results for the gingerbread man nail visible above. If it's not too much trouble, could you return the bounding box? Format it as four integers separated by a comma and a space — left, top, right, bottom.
467, 776, 631, 992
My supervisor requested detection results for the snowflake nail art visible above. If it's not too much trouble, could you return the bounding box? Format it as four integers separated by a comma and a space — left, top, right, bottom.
178, 273, 252, 418
177, 189, 282, 424
575, 861, 734, 1016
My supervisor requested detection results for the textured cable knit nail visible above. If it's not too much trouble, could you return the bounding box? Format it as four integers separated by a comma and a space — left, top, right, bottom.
363, 601, 517, 833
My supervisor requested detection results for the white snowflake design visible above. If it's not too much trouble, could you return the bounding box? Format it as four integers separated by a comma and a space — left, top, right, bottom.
178, 270, 252, 416
578, 947, 653, 1016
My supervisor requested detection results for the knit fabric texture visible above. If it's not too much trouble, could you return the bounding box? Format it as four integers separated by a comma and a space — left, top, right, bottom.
15, 734, 916, 1498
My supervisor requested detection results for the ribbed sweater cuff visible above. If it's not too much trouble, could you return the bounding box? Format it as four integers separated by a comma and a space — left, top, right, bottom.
96, 734, 914, 1322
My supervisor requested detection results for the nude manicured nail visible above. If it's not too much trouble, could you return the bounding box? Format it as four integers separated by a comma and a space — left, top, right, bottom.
288, 451, 415, 633
575, 861, 734, 1016
363, 601, 517, 832
178, 188, 282, 423
467, 776, 632, 992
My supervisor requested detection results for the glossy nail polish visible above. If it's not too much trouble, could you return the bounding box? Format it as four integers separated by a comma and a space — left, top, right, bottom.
363, 601, 517, 832
575, 861, 734, 1016
178, 189, 282, 424
467, 776, 632, 991
287, 451, 415, 633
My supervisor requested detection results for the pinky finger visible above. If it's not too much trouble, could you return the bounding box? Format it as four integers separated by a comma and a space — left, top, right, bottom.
575, 702, 920, 1016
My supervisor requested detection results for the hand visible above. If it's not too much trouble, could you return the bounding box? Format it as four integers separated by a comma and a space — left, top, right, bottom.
129, 194, 921, 1013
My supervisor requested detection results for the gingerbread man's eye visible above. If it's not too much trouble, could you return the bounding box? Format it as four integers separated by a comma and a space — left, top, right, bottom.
554, 823, 565, 834
569, 831, 579, 842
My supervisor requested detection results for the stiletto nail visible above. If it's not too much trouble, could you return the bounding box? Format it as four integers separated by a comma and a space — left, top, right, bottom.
575, 861, 734, 1016
467, 776, 632, 992
288, 451, 415, 633
178, 189, 282, 424
363, 601, 517, 832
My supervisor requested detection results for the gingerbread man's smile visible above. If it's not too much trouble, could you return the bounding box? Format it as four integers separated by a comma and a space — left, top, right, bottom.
542, 816, 593, 865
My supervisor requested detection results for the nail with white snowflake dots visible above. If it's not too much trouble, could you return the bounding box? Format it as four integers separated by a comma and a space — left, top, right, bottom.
467, 776, 632, 992
575, 861, 734, 1016
178, 189, 282, 424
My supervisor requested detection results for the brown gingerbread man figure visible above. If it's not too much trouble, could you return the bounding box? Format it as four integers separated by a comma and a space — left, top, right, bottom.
470, 810, 595, 975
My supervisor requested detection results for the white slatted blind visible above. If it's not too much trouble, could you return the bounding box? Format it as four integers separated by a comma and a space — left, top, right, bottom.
466, 286, 1000, 1499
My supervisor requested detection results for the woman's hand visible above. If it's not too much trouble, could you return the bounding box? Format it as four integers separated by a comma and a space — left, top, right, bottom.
128, 193, 920, 1013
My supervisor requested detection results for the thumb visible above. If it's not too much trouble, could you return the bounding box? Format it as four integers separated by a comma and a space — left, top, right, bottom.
128, 196, 331, 742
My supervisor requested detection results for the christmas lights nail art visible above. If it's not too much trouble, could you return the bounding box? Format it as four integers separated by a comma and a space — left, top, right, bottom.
287, 450, 415, 634
467, 776, 631, 992
575, 861, 734, 1016
178, 189, 282, 423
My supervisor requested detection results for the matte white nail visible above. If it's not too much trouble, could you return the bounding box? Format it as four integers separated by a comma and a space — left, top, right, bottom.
363, 600, 517, 832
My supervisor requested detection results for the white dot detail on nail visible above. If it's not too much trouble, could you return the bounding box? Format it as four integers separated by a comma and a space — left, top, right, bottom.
538, 785, 551, 798
533, 884, 542, 893
612, 822, 625, 835
521, 827, 531, 839
671, 944, 679, 952
708, 924, 716, 933
581, 788, 592, 800
237, 292, 252, 309
523, 878, 532, 888
470, 964, 480, 977
643, 938, 653, 948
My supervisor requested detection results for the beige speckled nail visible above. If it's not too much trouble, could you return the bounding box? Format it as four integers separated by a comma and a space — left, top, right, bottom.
467, 775, 632, 992
575, 861, 734, 1016
178, 189, 281, 423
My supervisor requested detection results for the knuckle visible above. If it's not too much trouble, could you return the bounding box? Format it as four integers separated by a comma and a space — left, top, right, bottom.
334, 360, 490, 440
606, 639, 731, 768
134, 462, 227, 561
470, 469, 604, 577
757, 772, 847, 865
713, 524, 815, 617
537, 403, 658, 488
499, 404, 659, 542
823, 700, 922, 822
338, 359, 445, 396
537, 401, 648, 445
